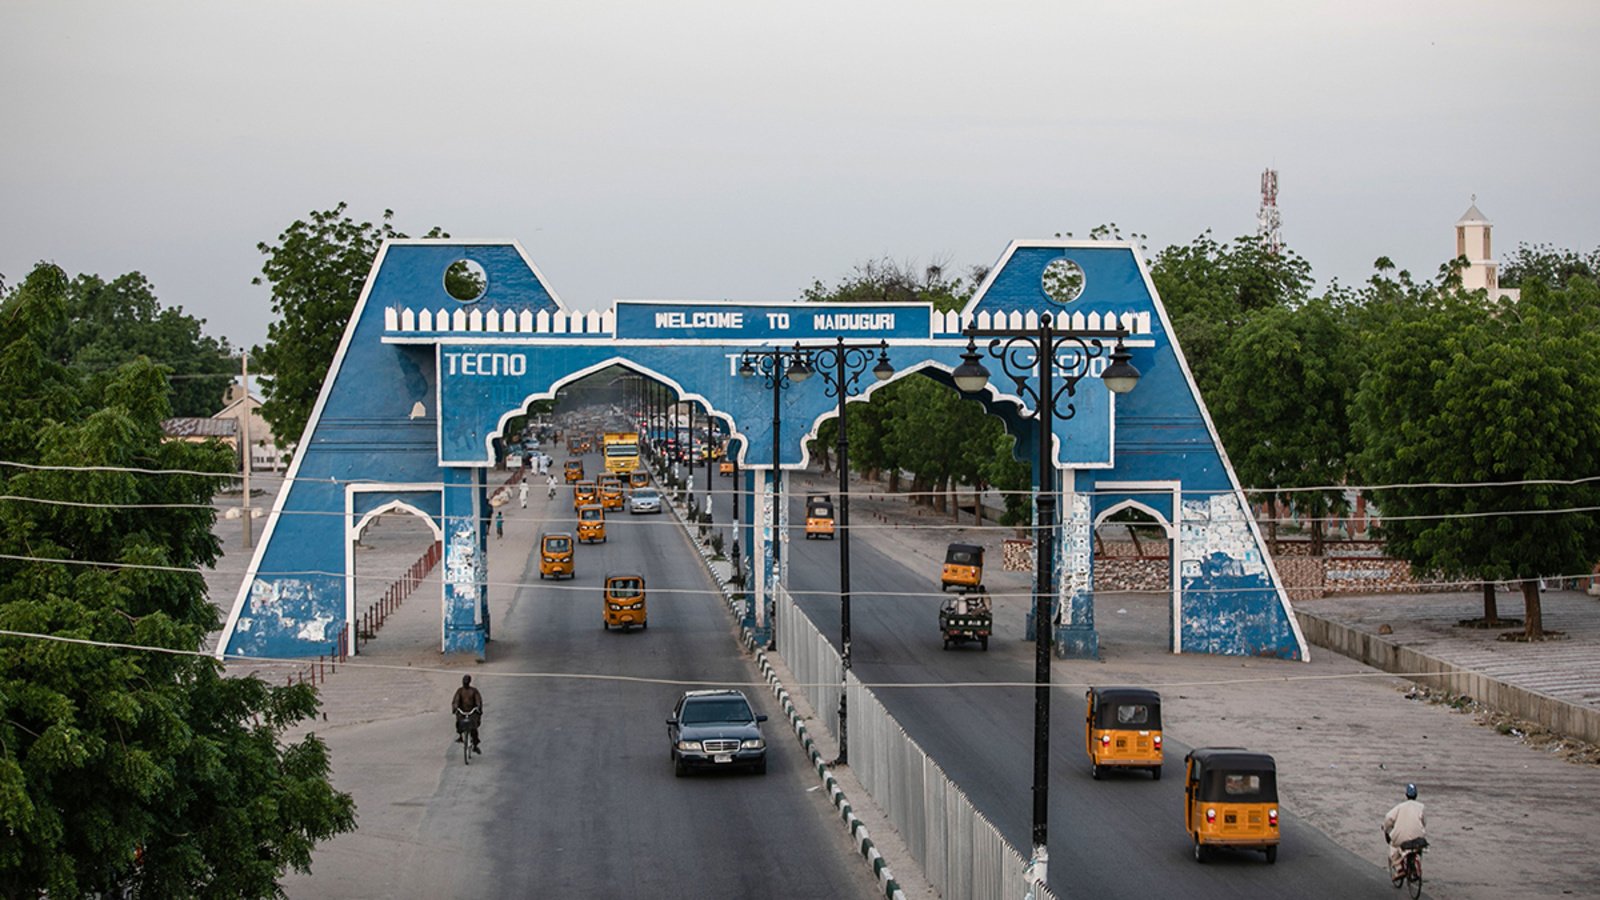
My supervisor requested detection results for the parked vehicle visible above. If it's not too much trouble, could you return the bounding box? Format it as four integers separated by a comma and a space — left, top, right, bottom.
940, 542, 984, 592
1085, 686, 1163, 779
938, 590, 991, 650
1184, 748, 1280, 864
577, 504, 606, 543
538, 532, 574, 580
602, 572, 647, 631
666, 689, 767, 776
804, 494, 835, 539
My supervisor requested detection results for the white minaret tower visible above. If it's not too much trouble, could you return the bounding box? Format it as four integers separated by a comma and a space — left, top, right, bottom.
1258, 169, 1282, 255
1455, 197, 1500, 295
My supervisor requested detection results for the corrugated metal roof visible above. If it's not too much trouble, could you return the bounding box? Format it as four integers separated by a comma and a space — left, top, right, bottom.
162, 417, 237, 438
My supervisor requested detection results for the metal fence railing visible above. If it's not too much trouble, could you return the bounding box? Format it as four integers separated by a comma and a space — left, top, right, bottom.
775, 584, 842, 734
775, 585, 1055, 900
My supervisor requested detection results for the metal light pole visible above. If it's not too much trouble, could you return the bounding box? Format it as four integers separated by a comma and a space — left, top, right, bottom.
796, 338, 894, 766
952, 313, 1139, 894
737, 344, 813, 649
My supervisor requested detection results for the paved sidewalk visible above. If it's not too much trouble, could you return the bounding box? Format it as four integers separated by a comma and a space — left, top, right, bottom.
1297, 589, 1600, 726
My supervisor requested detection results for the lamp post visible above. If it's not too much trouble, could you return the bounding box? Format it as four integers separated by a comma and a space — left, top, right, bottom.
737, 343, 813, 649
951, 312, 1139, 894
794, 338, 894, 766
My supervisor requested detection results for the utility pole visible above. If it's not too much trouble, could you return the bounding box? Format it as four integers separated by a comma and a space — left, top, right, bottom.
241, 351, 254, 549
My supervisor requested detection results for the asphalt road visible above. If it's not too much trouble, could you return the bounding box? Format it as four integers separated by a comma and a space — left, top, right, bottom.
690, 465, 1401, 898
285, 451, 882, 900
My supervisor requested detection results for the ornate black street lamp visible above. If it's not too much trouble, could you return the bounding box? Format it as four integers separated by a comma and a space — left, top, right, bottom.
793, 338, 894, 766
952, 312, 1139, 891
737, 343, 813, 649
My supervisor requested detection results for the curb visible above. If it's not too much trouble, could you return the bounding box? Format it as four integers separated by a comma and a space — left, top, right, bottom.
661, 479, 907, 900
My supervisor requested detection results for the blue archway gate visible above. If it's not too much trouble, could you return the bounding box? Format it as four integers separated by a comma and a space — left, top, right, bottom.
216, 239, 1309, 662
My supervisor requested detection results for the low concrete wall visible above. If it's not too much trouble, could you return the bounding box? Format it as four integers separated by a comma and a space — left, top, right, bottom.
1296, 611, 1600, 746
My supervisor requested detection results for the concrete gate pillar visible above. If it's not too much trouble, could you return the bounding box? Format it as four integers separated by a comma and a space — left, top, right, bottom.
441, 468, 489, 658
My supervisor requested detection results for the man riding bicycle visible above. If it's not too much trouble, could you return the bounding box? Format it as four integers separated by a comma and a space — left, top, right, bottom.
1383, 783, 1426, 881
452, 674, 483, 754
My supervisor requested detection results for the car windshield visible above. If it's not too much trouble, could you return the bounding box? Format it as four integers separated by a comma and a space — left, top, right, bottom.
545, 537, 570, 551
681, 697, 754, 725
635, 490, 659, 500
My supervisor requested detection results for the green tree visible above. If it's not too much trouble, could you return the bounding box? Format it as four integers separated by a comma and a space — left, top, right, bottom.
1209, 299, 1360, 553
1498, 242, 1600, 289
801, 256, 977, 313
1149, 232, 1314, 399
55, 272, 235, 417
0, 263, 355, 896
1351, 279, 1600, 638
253, 204, 446, 454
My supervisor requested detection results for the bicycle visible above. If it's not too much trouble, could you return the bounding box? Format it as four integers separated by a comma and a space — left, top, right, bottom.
454, 707, 480, 766
1392, 837, 1426, 898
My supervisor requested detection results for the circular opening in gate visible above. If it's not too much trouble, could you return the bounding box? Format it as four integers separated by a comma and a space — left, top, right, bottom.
1042, 257, 1086, 305
444, 259, 487, 303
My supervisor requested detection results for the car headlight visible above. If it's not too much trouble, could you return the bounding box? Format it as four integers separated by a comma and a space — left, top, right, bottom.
741, 739, 764, 750
543, 556, 556, 562
609, 603, 622, 610
677, 741, 702, 752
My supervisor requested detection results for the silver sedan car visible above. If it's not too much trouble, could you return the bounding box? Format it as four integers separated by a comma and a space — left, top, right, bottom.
628, 487, 663, 514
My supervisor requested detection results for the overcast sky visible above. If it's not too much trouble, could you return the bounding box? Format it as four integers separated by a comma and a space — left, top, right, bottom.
3, 0, 1596, 350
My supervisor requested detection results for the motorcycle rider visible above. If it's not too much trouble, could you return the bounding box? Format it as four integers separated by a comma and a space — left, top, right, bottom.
1383, 783, 1426, 881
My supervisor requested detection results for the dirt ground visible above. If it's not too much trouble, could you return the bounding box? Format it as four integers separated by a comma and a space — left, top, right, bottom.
813, 472, 1600, 900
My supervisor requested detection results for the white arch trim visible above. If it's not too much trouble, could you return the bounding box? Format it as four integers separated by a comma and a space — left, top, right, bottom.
471, 355, 740, 468
1093, 498, 1177, 538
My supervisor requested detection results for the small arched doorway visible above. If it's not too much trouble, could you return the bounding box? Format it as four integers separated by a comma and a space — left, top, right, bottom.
1091, 485, 1178, 653
346, 495, 444, 656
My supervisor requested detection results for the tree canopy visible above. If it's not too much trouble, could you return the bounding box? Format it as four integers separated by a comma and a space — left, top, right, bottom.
1351, 276, 1600, 637
0, 263, 354, 896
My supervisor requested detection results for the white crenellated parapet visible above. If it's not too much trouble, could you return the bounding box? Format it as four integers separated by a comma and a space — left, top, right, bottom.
929, 309, 1153, 337
379, 303, 1151, 339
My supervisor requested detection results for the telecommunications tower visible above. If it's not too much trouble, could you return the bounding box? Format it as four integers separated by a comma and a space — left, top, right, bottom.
1258, 168, 1283, 255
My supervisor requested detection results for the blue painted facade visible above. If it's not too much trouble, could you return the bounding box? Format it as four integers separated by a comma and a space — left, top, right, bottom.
216, 238, 1307, 662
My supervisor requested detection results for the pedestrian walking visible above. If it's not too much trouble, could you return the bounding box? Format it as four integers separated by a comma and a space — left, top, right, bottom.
519, 480, 529, 508
494, 510, 504, 539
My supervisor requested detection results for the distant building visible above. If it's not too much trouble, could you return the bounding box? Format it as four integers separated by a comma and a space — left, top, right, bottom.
161, 382, 282, 472
1455, 201, 1520, 302
214, 381, 282, 472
